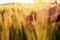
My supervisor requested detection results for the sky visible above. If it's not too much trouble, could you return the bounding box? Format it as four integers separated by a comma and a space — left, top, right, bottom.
0, 0, 60, 4
0, 0, 34, 4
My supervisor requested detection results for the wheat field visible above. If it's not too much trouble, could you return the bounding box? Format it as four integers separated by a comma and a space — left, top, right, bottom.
0, 3, 60, 40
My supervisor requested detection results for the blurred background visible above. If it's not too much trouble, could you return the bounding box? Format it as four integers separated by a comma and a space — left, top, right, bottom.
0, 0, 60, 4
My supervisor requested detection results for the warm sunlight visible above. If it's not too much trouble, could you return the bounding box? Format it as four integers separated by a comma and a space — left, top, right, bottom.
0, 0, 34, 4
